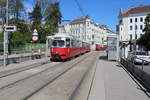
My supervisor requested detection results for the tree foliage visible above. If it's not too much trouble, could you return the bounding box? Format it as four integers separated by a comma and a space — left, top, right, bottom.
29, 2, 42, 31
0, 0, 6, 24
45, 2, 62, 33
0, 0, 25, 24
9, 18, 31, 41
0, 0, 62, 49
9, 0, 25, 19
28, 1, 62, 43
137, 14, 150, 51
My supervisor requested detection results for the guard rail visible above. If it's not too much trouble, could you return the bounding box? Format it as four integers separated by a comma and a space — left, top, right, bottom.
120, 58, 150, 91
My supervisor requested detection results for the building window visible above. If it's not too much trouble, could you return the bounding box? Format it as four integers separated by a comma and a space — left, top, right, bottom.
135, 34, 137, 40
120, 27, 122, 31
135, 25, 138, 30
130, 34, 132, 40
92, 34, 94, 39
119, 20, 122, 24
135, 18, 137, 22
130, 26, 132, 30
140, 17, 143, 22
140, 25, 143, 30
130, 18, 132, 23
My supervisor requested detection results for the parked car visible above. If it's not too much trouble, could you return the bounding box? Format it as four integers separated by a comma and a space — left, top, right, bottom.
127, 51, 150, 64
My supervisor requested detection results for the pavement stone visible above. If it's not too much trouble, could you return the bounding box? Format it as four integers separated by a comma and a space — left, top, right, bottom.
88, 52, 150, 100
0, 57, 49, 72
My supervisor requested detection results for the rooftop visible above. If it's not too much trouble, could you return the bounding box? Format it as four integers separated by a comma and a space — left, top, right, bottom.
120, 5, 150, 16
71, 16, 90, 23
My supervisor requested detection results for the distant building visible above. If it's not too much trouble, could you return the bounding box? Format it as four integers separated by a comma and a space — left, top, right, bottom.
58, 24, 70, 33
117, 5, 150, 57
58, 16, 114, 49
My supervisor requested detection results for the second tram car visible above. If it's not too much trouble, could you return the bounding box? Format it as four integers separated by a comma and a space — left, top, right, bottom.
96, 44, 107, 51
49, 34, 90, 61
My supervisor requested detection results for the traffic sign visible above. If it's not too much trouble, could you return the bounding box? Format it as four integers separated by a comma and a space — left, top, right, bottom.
32, 36, 38, 42
5, 26, 16, 32
32, 29, 38, 36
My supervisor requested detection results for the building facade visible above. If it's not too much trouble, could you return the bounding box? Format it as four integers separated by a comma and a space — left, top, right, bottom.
117, 5, 150, 57
58, 16, 112, 49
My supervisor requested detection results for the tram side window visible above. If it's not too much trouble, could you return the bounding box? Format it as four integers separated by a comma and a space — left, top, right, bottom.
66, 39, 70, 47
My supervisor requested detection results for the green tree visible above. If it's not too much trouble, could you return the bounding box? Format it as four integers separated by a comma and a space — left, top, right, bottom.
9, 0, 24, 19
38, 24, 49, 43
45, 2, 62, 34
0, 0, 31, 53
0, 0, 25, 24
8, 31, 25, 53
9, 18, 31, 41
28, 1, 62, 43
0, 0, 6, 25
29, 2, 42, 31
137, 14, 150, 51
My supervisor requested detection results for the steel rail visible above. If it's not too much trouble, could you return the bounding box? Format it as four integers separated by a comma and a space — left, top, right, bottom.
23, 53, 92, 99
0, 52, 91, 99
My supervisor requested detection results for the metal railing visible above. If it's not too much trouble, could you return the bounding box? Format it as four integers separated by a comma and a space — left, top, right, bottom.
120, 57, 150, 91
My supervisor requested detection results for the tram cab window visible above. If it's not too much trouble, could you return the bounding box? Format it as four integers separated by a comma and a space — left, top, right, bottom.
52, 41, 57, 47
66, 39, 70, 47
52, 40, 65, 47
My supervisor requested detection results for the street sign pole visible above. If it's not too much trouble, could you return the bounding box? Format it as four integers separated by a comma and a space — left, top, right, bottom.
4, 0, 9, 66
3, 31, 6, 66
31, 29, 39, 60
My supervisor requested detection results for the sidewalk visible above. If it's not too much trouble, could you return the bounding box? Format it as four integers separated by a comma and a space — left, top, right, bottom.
0, 53, 32, 59
88, 53, 150, 100
0, 57, 49, 72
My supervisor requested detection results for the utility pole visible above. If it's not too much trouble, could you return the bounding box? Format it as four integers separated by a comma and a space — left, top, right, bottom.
4, 0, 9, 66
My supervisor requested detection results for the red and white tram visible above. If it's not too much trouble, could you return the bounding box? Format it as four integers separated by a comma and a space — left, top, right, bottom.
48, 34, 90, 61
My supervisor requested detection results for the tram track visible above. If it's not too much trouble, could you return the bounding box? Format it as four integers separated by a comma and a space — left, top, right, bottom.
69, 51, 99, 100
24, 52, 92, 100
0, 61, 62, 90
27, 51, 99, 100
0, 52, 92, 100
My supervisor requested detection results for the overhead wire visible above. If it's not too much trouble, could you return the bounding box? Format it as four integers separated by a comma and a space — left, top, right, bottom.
74, 0, 85, 16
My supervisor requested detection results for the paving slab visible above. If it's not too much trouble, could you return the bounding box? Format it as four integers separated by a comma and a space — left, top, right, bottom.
88, 52, 150, 100
0, 57, 49, 72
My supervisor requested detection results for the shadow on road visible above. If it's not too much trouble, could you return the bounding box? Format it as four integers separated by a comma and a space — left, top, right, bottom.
99, 56, 107, 61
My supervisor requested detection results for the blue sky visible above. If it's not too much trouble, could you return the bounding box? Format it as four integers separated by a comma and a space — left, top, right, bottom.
24, 0, 150, 31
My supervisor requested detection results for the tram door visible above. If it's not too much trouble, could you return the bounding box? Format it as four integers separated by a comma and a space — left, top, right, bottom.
46, 36, 53, 57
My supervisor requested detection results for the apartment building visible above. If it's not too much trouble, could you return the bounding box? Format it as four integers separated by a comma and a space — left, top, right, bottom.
58, 16, 112, 49
118, 5, 150, 42
117, 5, 150, 57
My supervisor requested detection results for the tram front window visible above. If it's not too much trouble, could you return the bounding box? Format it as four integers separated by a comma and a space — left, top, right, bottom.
52, 40, 65, 47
